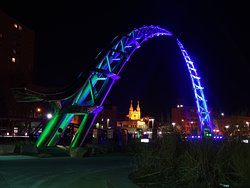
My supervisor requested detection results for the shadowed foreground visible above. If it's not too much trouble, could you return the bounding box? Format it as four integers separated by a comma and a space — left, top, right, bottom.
0, 153, 139, 188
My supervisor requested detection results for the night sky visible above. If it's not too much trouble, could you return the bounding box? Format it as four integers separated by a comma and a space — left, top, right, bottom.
1, 1, 250, 118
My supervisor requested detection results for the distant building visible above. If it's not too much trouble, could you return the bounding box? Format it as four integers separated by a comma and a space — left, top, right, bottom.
171, 104, 200, 135
0, 10, 35, 117
212, 114, 250, 137
171, 104, 250, 137
127, 100, 141, 120
94, 106, 118, 129
70, 106, 118, 130
117, 100, 147, 134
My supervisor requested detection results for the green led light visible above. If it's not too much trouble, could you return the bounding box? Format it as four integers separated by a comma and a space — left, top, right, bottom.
36, 111, 60, 148
70, 115, 89, 148
47, 114, 74, 146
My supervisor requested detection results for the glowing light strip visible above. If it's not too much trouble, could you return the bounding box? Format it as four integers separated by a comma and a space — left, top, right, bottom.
176, 39, 212, 134
36, 25, 213, 148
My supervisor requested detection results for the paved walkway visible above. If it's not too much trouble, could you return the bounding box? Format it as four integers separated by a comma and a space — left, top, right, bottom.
0, 153, 140, 188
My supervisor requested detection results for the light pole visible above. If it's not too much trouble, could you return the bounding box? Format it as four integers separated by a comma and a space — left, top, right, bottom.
150, 118, 156, 141
172, 122, 176, 127
225, 125, 230, 137
246, 121, 249, 136
107, 118, 110, 129
149, 118, 155, 128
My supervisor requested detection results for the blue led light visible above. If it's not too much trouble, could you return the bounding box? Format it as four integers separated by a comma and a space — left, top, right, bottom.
187, 135, 223, 140
176, 39, 213, 135
187, 135, 203, 140
33, 25, 214, 147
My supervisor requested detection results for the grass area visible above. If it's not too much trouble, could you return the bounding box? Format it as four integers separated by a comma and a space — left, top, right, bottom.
129, 134, 250, 188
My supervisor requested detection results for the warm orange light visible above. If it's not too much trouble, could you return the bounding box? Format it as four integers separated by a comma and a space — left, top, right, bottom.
36, 108, 41, 112
213, 129, 220, 133
181, 119, 184, 122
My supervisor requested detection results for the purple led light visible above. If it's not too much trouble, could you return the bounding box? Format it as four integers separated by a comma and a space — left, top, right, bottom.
212, 135, 224, 140
177, 39, 213, 135
33, 25, 214, 149
187, 135, 203, 140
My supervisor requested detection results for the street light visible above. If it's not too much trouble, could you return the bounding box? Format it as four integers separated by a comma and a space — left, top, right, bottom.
107, 118, 110, 128
246, 122, 249, 135
225, 125, 230, 137
47, 113, 53, 119
34, 107, 42, 118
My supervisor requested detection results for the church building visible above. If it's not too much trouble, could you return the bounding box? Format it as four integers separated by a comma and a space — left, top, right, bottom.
117, 100, 147, 134
127, 100, 141, 120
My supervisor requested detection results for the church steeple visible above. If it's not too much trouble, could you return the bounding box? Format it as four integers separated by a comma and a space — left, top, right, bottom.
129, 100, 133, 111
128, 100, 141, 120
136, 100, 140, 112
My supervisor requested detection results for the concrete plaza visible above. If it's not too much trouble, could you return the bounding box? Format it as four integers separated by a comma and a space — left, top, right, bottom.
0, 153, 139, 188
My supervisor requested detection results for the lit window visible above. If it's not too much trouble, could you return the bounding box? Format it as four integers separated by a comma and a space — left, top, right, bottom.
11, 57, 16, 62
14, 23, 18, 28
18, 25, 22, 31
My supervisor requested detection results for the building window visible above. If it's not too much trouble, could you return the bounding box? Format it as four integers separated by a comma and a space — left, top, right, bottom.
14, 23, 18, 28
11, 57, 16, 63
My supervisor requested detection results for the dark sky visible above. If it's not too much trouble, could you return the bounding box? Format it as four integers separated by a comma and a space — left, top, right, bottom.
1, 0, 250, 118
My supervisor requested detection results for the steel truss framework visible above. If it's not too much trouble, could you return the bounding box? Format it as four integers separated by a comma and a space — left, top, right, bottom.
33, 25, 213, 148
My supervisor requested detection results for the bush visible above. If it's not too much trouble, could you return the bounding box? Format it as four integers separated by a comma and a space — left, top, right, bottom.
129, 135, 250, 188
129, 134, 183, 187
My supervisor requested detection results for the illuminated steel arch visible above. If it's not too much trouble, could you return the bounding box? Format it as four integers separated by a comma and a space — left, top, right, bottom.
34, 25, 212, 148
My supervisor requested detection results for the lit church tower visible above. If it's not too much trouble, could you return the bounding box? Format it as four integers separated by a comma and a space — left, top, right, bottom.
128, 100, 134, 118
136, 100, 141, 119
128, 100, 141, 120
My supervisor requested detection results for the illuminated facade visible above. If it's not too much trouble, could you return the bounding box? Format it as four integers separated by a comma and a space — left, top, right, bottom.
127, 100, 141, 120
0, 10, 34, 117
117, 101, 147, 133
